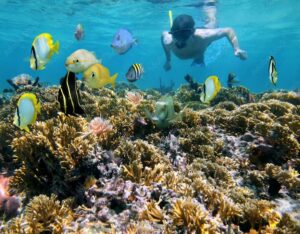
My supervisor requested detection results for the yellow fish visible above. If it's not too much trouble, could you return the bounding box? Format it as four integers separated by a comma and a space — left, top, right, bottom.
30, 33, 59, 70
200, 75, 221, 103
83, 63, 118, 89
13, 93, 41, 132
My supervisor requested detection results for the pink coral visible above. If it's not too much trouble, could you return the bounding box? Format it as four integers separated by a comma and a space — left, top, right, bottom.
126, 92, 143, 106
89, 117, 113, 137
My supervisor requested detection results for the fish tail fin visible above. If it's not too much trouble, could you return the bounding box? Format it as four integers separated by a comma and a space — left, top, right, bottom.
23, 126, 30, 132
53, 41, 60, 54
110, 73, 118, 89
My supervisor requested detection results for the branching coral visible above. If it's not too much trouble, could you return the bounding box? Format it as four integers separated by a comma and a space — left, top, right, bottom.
139, 201, 164, 223
10, 113, 96, 201
170, 199, 217, 233
179, 127, 223, 161
117, 140, 171, 185
3, 194, 74, 234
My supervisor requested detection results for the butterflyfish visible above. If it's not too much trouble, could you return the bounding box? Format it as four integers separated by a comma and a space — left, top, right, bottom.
269, 56, 278, 86
30, 33, 59, 70
13, 93, 41, 132
200, 75, 221, 103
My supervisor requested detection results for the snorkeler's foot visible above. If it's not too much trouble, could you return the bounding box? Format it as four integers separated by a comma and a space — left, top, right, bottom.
164, 61, 171, 71
191, 60, 205, 67
235, 49, 248, 60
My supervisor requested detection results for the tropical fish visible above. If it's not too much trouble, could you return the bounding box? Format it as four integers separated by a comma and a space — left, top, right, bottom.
74, 24, 84, 41
200, 75, 221, 103
111, 29, 137, 55
82, 63, 118, 89
30, 33, 59, 70
145, 96, 181, 129
58, 71, 84, 115
227, 72, 239, 88
7, 74, 40, 90
65, 49, 100, 73
126, 64, 144, 82
13, 93, 41, 132
269, 56, 278, 86
184, 74, 200, 92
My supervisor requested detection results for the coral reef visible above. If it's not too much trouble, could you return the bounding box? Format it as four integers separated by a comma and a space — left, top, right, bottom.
0, 85, 300, 233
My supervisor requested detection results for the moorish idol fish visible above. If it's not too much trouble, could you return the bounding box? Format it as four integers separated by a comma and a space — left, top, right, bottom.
200, 75, 221, 103
58, 71, 84, 115
13, 92, 41, 132
269, 56, 278, 86
126, 63, 144, 82
30, 33, 59, 70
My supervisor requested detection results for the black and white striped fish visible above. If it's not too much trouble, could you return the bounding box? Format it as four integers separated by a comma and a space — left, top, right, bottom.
269, 56, 278, 86
126, 64, 144, 82
58, 71, 84, 115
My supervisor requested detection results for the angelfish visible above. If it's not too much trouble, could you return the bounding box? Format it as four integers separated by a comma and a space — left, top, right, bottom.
200, 75, 221, 103
269, 56, 278, 86
58, 71, 84, 115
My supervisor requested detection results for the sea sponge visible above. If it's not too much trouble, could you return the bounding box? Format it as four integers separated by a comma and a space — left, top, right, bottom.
10, 113, 96, 201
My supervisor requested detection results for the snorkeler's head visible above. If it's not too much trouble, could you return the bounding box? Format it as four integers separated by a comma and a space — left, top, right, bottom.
170, 14, 195, 48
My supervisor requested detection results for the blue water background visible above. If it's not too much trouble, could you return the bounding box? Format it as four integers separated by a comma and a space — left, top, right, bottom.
0, 0, 299, 92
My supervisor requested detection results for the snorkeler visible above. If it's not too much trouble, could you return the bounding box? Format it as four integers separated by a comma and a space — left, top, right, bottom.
161, 0, 247, 70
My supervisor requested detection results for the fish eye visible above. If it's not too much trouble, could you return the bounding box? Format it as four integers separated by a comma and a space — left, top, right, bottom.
91, 72, 95, 78
73, 59, 79, 63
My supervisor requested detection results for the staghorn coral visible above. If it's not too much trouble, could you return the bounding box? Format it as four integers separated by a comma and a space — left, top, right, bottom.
265, 164, 300, 194
139, 201, 164, 223
10, 113, 96, 201
116, 140, 171, 185
3, 194, 74, 234
170, 198, 217, 233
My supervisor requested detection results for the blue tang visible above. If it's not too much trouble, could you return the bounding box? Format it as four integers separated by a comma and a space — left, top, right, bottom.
111, 29, 137, 55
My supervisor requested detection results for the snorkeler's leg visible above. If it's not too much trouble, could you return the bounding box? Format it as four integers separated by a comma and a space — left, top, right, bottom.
202, 0, 217, 29
161, 31, 172, 71
191, 54, 205, 67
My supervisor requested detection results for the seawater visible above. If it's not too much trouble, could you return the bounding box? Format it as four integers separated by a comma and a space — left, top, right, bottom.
0, 0, 299, 92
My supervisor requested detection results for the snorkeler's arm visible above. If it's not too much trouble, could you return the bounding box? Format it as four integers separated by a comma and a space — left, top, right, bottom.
195, 28, 247, 60
161, 31, 172, 70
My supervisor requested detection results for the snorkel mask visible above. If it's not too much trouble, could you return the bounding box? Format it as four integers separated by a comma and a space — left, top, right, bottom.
170, 14, 195, 49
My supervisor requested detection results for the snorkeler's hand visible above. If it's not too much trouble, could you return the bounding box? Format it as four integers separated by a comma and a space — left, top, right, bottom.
164, 61, 171, 71
235, 49, 247, 60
